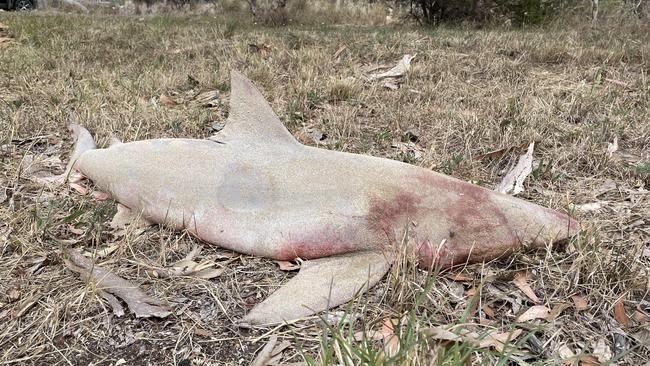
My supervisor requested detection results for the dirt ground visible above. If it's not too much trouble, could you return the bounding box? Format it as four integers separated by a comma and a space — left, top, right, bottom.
0, 10, 649, 366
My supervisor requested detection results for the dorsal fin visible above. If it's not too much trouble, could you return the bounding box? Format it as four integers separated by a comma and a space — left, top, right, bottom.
217, 70, 297, 144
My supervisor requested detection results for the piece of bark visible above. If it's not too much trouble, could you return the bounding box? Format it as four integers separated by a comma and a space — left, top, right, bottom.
64, 249, 171, 318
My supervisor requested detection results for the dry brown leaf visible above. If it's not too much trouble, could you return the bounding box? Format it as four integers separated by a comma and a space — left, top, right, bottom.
548, 303, 571, 320
422, 326, 462, 342
12, 294, 41, 319
193, 327, 213, 338
563, 354, 600, 366
613, 298, 629, 328
159, 94, 178, 107
7, 287, 21, 302
68, 225, 85, 235
249, 335, 291, 366
274, 260, 301, 271
483, 305, 495, 318
98, 290, 125, 317
64, 249, 171, 318
446, 272, 473, 282
382, 318, 400, 358
478, 329, 523, 352
516, 305, 550, 322
512, 270, 540, 303
571, 295, 588, 311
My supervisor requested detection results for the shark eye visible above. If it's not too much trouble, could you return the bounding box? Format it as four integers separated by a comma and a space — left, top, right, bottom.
448, 230, 455, 238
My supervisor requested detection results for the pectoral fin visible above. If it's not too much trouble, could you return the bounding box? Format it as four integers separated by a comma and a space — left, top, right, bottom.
239, 251, 392, 326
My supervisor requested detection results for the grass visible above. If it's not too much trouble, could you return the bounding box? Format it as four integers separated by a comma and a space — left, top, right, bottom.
1, 7, 649, 365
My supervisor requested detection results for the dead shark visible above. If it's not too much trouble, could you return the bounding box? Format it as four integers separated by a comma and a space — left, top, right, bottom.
64, 70, 580, 326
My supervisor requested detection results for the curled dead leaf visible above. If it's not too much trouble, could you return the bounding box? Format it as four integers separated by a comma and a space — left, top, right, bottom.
512, 270, 540, 303
478, 329, 523, 353
382, 318, 400, 358
571, 295, 588, 311
516, 305, 550, 322
614, 298, 629, 328
159, 94, 178, 107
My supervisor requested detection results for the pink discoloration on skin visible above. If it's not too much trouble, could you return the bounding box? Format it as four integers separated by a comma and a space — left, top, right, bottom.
407, 171, 578, 269
367, 193, 421, 240
276, 226, 361, 261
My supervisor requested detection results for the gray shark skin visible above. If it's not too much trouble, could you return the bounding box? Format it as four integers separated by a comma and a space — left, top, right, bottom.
68, 70, 580, 326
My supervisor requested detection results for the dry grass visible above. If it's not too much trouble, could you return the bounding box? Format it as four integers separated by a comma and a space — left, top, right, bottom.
1, 9, 649, 365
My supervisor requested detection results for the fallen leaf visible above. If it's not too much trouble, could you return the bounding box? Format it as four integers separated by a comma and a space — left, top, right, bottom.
383, 81, 400, 90
516, 305, 550, 322
249, 335, 291, 366
193, 327, 213, 338
367, 54, 416, 81
563, 354, 600, 366
478, 329, 523, 352
382, 318, 400, 357
571, 295, 588, 311
68, 226, 85, 235
512, 270, 539, 303
495, 141, 534, 195
592, 338, 612, 363
274, 260, 301, 271
548, 303, 571, 320
64, 249, 171, 318
422, 325, 463, 342
482, 304, 495, 318
7, 287, 21, 302
98, 290, 125, 317
446, 272, 473, 282
83, 244, 119, 259
159, 94, 178, 107
613, 298, 629, 328
12, 294, 41, 318
250, 335, 277, 366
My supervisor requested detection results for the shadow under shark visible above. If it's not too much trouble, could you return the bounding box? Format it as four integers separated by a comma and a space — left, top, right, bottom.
65, 71, 580, 326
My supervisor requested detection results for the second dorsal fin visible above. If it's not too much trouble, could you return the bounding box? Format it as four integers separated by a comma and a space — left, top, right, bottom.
217, 70, 297, 145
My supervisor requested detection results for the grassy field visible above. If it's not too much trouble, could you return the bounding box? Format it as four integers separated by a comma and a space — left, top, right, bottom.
1, 9, 649, 365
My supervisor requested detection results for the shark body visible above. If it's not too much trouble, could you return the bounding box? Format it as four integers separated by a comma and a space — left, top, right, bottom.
68, 71, 579, 325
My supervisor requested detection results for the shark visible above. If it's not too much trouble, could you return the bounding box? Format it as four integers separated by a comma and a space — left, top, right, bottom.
64, 70, 580, 326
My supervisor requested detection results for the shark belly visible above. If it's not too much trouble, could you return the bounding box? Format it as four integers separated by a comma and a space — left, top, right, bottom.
76, 139, 380, 259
